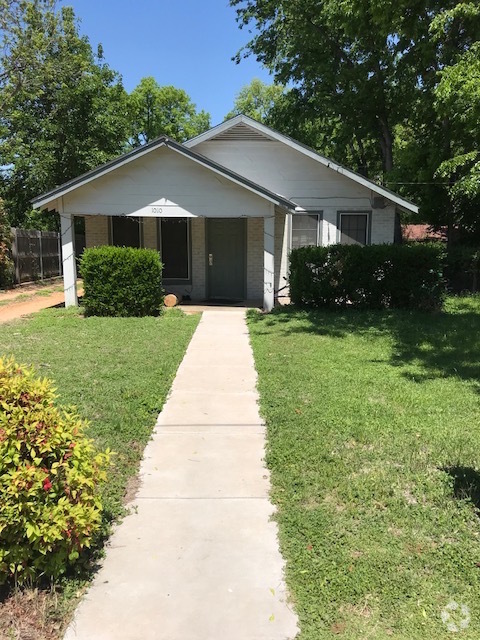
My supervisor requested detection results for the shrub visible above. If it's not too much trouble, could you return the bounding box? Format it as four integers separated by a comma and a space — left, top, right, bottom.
80, 246, 163, 317
443, 245, 480, 294
0, 201, 14, 289
289, 243, 445, 310
0, 358, 111, 584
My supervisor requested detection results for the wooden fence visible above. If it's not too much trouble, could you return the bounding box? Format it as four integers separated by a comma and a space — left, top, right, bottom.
11, 228, 62, 284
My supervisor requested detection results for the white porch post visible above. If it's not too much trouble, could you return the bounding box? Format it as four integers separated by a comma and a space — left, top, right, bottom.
59, 209, 78, 307
263, 212, 275, 312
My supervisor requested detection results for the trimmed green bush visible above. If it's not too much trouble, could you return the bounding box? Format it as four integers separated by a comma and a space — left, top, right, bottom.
289, 243, 444, 310
0, 358, 111, 584
80, 246, 163, 317
443, 245, 480, 293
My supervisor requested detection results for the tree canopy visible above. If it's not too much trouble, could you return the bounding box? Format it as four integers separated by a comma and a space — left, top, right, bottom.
128, 77, 210, 146
230, 0, 480, 239
0, 5, 211, 228
0, 2, 129, 227
225, 78, 285, 123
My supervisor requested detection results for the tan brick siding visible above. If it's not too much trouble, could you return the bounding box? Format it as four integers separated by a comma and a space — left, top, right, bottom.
142, 218, 158, 250
85, 216, 109, 247
246, 218, 263, 301
190, 217, 206, 299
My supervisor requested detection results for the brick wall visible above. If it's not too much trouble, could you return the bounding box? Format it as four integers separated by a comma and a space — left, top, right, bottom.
85, 216, 109, 247
142, 218, 158, 250
247, 218, 264, 301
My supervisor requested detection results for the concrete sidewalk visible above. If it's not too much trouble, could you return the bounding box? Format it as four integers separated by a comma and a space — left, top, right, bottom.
64, 310, 298, 640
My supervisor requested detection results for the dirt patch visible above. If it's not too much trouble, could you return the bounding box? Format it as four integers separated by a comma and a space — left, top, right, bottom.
0, 586, 79, 640
123, 472, 141, 504
0, 288, 84, 324
0, 279, 65, 303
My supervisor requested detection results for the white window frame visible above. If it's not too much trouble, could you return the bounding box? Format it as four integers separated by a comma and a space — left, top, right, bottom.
337, 210, 371, 246
158, 217, 191, 282
289, 211, 323, 251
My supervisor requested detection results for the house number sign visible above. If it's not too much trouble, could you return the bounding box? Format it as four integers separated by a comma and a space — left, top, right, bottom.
151, 206, 163, 214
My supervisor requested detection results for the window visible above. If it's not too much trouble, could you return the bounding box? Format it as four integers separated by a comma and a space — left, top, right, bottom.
111, 216, 140, 248
291, 213, 321, 249
160, 218, 190, 280
339, 213, 369, 245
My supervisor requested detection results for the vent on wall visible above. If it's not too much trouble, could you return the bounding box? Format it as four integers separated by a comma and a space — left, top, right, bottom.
210, 122, 273, 142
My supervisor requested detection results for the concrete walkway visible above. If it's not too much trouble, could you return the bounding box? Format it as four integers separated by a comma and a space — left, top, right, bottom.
64, 310, 298, 640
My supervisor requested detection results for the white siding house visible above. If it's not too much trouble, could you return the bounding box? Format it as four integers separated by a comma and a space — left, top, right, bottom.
32, 115, 418, 310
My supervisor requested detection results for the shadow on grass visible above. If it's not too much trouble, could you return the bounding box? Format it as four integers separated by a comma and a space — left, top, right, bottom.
249, 300, 480, 390
444, 466, 480, 512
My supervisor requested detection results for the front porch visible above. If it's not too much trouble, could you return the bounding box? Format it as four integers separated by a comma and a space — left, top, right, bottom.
60, 211, 283, 312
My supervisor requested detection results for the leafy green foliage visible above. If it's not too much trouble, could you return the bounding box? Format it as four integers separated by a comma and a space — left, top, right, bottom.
231, 0, 480, 235
289, 244, 444, 310
0, 200, 14, 288
0, 357, 111, 584
248, 297, 480, 638
224, 78, 285, 123
0, 3, 129, 226
80, 246, 163, 317
128, 77, 210, 145
433, 43, 480, 235
444, 245, 480, 293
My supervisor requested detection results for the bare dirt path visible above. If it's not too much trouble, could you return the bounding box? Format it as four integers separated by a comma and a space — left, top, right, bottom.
0, 287, 83, 323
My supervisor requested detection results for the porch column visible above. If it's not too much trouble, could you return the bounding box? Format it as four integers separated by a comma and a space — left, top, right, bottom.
60, 211, 78, 307
263, 213, 275, 312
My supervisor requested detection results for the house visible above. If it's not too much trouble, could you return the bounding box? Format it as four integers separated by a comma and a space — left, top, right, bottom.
402, 224, 448, 242
32, 115, 418, 311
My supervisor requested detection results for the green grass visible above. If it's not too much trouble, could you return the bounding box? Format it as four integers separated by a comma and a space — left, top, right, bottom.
0, 306, 199, 637
247, 296, 480, 639
0, 307, 199, 523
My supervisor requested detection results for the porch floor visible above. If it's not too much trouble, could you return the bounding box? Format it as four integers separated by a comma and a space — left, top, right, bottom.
179, 299, 263, 314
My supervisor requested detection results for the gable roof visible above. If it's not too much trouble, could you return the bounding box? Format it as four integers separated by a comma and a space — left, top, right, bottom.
32, 135, 296, 211
185, 115, 419, 214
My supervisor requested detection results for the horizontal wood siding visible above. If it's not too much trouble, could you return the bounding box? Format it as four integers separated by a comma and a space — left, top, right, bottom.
62, 147, 271, 219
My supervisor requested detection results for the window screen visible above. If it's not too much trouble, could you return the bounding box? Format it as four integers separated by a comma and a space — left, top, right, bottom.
291, 214, 320, 249
112, 216, 140, 248
161, 218, 189, 280
340, 214, 368, 245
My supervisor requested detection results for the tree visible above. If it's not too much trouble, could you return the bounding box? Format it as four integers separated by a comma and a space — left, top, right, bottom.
434, 42, 480, 239
230, 0, 429, 174
128, 77, 210, 146
225, 78, 285, 122
230, 0, 480, 237
230, 0, 479, 175
0, 3, 129, 227
0, 0, 55, 103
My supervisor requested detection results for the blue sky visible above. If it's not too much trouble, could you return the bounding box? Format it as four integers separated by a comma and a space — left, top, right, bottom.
68, 0, 272, 125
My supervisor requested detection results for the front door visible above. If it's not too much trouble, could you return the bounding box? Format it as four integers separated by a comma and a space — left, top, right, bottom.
207, 218, 246, 300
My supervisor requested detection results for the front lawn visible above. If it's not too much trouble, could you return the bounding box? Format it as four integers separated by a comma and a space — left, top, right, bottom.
248, 296, 480, 639
0, 307, 199, 638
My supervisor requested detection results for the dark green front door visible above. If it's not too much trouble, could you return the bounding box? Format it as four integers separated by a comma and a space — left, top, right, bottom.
207, 218, 246, 300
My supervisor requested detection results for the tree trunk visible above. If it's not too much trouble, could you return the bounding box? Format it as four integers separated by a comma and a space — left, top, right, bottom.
377, 116, 394, 173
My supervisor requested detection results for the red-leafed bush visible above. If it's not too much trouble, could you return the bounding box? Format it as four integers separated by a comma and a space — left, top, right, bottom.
0, 358, 111, 584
